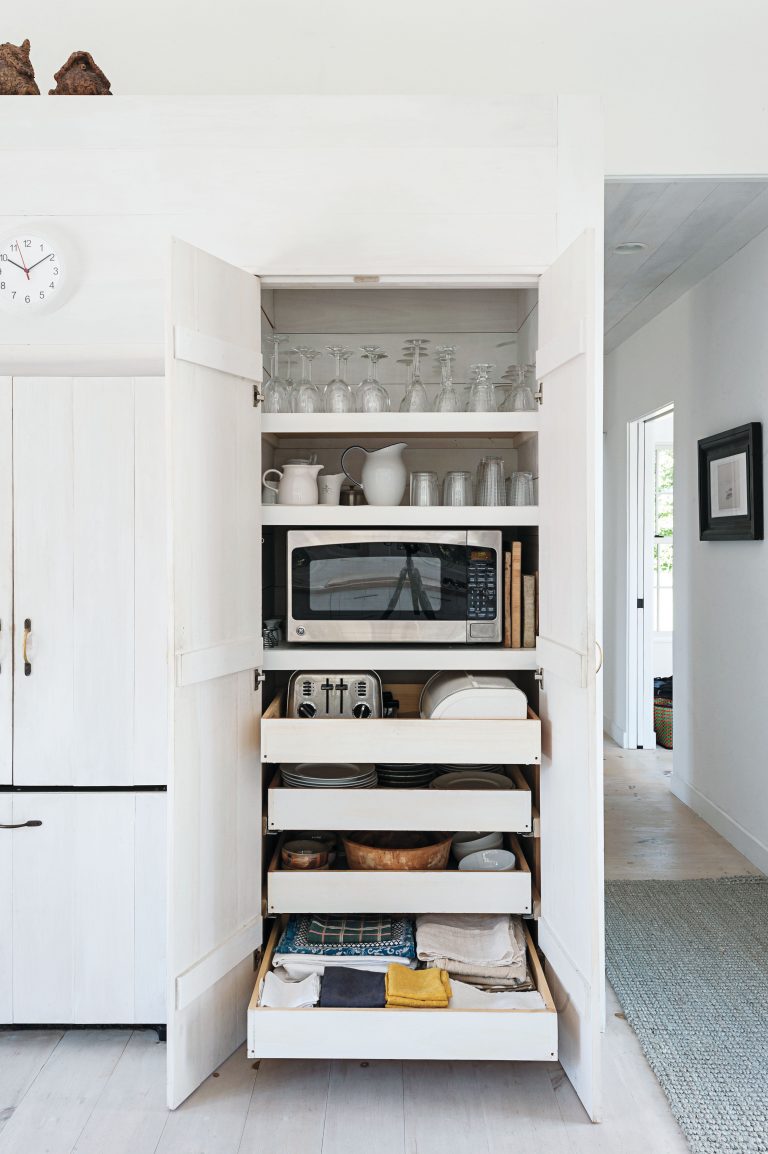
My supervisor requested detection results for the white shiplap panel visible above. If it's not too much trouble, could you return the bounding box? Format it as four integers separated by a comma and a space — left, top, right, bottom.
0, 378, 11, 786
0, 795, 12, 1021
72, 378, 136, 785
134, 793, 167, 1024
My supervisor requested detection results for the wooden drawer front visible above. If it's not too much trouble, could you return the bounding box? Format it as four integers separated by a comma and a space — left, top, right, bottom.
261, 691, 541, 767
267, 767, 532, 833
247, 920, 557, 1062
267, 835, 532, 916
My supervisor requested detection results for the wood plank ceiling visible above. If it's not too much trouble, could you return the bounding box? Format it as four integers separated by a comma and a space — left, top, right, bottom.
604, 180, 768, 351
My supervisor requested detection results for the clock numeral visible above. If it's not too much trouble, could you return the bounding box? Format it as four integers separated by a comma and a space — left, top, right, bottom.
23, 240, 31, 248
53, 268, 59, 275
0, 283, 4, 291
11, 291, 16, 299
24, 295, 30, 304
49, 282, 54, 289
39, 291, 45, 300
0, 254, 6, 261
49, 254, 54, 260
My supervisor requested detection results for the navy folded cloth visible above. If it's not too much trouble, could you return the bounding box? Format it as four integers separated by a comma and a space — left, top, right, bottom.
319, 966, 386, 1008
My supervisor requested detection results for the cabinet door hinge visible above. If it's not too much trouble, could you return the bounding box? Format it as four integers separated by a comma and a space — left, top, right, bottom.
253, 383, 265, 407
254, 669, 266, 691
534, 381, 543, 405
534, 667, 544, 691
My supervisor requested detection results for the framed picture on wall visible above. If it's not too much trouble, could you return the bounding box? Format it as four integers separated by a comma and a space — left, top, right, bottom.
698, 422, 763, 540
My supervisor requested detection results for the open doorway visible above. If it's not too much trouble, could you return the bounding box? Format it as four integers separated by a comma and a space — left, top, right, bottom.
627, 406, 674, 749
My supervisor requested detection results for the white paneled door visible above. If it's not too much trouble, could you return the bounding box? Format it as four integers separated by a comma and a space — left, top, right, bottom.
0, 378, 11, 786
12, 377, 167, 786
166, 239, 263, 1108
7, 791, 165, 1024
536, 230, 604, 1121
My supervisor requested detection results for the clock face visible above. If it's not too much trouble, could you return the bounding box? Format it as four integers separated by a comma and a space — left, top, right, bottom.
0, 234, 63, 311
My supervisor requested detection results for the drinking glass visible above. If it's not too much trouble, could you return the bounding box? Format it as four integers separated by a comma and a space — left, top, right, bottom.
357, 346, 390, 412
410, 471, 439, 506
476, 456, 506, 505
506, 470, 535, 505
509, 363, 537, 411
434, 345, 461, 412
468, 363, 498, 412
324, 344, 355, 413
399, 339, 430, 412
443, 470, 473, 505
292, 346, 323, 413
263, 334, 292, 413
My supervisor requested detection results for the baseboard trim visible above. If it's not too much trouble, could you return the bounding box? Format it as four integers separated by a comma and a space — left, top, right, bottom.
670, 777, 768, 876
603, 716, 628, 748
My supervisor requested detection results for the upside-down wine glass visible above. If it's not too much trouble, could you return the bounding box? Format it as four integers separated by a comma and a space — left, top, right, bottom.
399, 339, 430, 412
324, 345, 355, 413
263, 333, 291, 413
434, 345, 461, 412
357, 346, 390, 412
292, 346, 323, 413
468, 363, 498, 412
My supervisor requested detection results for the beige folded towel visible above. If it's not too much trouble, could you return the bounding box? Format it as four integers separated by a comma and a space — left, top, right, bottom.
417, 914, 526, 970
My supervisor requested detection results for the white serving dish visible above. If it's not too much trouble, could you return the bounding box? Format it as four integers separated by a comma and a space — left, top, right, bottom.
451, 831, 504, 861
458, 848, 518, 872
419, 671, 528, 720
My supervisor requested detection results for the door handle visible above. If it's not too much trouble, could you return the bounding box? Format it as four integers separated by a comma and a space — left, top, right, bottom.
0, 820, 43, 829
596, 641, 604, 675
23, 617, 31, 675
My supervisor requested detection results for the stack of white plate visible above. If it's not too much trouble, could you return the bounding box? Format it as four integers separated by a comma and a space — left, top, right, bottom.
280, 763, 377, 789
430, 770, 513, 791
375, 763, 436, 788
432, 763, 504, 777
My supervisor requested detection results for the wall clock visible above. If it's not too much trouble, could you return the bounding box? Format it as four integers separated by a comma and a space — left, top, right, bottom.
0, 233, 64, 311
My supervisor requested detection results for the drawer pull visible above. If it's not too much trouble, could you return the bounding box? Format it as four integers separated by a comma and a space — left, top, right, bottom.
23, 618, 31, 676
0, 820, 43, 829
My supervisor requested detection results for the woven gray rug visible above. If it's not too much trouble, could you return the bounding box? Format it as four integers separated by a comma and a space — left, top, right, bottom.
606, 876, 768, 1154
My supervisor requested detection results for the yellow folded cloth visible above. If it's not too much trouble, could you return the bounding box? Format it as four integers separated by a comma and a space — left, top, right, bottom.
385, 963, 451, 1008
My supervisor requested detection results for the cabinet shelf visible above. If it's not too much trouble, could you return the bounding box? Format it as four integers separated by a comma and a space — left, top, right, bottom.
263, 643, 539, 671
261, 505, 539, 527
261, 413, 538, 438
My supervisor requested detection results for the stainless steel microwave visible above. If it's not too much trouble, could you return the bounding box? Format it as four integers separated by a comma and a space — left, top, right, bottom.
286, 529, 502, 644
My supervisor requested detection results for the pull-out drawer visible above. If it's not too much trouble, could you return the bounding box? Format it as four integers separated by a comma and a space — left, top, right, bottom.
261, 684, 541, 768
267, 834, 534, 915
267, 765, 533, 833
247, 918, 557, 1062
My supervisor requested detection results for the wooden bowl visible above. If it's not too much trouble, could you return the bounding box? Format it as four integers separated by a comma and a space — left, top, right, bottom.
342, 831, 451, 871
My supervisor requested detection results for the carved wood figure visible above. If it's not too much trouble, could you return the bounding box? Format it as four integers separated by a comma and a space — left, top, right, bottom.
0, 39, 40, 95
49, 51, 112, 95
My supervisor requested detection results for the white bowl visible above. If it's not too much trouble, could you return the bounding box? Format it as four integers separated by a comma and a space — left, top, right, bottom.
451, 831, 504, 862
457, 848, 517, 872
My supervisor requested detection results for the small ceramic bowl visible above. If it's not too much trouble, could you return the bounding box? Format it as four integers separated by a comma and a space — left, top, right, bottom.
292, 831, 337, 863
457, 848, 517, 872
451, 831, 504, 862
281, 839, 329, 870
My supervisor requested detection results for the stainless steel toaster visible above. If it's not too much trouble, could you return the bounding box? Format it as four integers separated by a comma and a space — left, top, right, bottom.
286, 671, 383, 719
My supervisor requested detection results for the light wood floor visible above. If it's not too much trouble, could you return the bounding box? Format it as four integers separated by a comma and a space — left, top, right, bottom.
0, 741, 759, 1154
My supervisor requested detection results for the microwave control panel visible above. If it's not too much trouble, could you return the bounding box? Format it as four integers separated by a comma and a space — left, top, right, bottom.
467, 550, 498, 620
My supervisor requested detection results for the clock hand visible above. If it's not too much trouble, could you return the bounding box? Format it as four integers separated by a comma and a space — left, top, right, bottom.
26, 253, 53, 274
15, 241, 30, 280
3, 258, 27, 274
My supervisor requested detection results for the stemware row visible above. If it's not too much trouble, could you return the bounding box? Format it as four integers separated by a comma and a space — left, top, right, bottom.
262, 335, 538, 414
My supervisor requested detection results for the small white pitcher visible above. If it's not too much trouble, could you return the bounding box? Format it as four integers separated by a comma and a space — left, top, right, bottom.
317, 472, 346, 505
262, 462, 322, 505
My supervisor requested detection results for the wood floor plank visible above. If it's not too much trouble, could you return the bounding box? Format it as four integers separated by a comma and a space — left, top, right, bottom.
322, 1061, 404, 1154
403, 1061, 491, 1154
238, 1059, 330, 1154
0, 1030, 63, 1134
71, 1031, 167, 1154
476, 1061, 576, 1153
0, 1029, 129, 1154
154, 1046, 257, 1154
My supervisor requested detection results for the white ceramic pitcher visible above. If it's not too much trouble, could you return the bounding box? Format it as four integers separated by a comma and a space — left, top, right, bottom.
341, 443, 408, 506
317, 472, 346, 505
262, 462, 322, 505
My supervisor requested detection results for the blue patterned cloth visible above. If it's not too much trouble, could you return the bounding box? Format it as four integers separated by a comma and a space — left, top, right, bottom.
276, 914, 415, 958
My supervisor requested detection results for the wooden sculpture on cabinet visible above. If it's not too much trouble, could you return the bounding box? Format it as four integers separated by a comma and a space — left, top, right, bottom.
49, 51, 112, 95
0, 39, 40, 95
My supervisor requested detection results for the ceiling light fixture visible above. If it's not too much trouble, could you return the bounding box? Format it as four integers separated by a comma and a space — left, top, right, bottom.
614, 241, 647, 255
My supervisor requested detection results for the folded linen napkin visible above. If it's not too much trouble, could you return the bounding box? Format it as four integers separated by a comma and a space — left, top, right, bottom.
260, 970, 320, 1008
447, 970, 535, 992
319, 966, 386, 1008
277, 914, 415, 959
416, 913, 525, 968
386, 963, 451, 1008
448, 979, 544, 1010
275, 959, 416, 979
306, 914, 394, 947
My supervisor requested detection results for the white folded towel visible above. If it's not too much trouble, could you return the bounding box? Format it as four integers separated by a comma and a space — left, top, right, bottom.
448, 979, 545, 1011
260, 970, 320, 1008
416, 914, 525, 968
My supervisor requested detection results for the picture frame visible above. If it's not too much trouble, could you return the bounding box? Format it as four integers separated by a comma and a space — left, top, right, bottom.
698, 422, 763, 541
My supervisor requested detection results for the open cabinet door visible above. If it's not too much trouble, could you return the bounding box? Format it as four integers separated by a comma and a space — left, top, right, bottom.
166, 238, 264, 1108
536, 230, 604, 1121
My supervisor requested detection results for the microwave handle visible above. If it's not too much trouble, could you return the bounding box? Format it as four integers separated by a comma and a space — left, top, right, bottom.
341, 445, 365, 489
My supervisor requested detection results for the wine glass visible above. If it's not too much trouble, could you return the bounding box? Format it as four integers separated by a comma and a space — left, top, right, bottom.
357, 346, 390, 412
292, 346, 323, 413
510, 364, 537, 411
324, 344, 355, 413
434, 345, 461, 412
399, 339, 430, 412
468, 363, 497, 412
263, 333, 291, 413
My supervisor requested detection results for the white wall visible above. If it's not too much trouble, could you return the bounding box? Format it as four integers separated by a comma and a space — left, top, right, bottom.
604, 227, 768, 873
5, 0, 768, 177
648, 412, 674, 678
